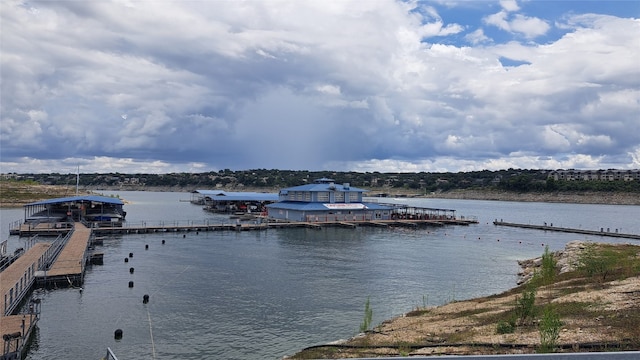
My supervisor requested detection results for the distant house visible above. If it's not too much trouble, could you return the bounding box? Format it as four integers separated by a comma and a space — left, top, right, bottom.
548, 169, 639, 181
266, 178, 393, 222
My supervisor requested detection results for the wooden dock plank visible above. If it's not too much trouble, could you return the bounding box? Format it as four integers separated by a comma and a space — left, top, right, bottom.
46, 223, 91, 277
0, 315, 37, 354
1, 243, 51, 315
13, 218, 480, 237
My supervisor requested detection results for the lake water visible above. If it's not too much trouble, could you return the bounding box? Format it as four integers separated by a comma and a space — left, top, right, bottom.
1, 191, 639, 359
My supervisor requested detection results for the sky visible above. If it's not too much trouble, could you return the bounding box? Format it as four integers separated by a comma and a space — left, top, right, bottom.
1, 0, 639, 174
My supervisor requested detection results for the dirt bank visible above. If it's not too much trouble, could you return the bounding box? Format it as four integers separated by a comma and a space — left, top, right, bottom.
414, 189, 640, 205
0, 183, 89, 207
289, 241, 640, 358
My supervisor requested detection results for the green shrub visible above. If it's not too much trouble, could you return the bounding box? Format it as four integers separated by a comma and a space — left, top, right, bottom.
540, 245, 557, 285
496, 318, 516, 334
578, 243, 618, 282
359, 297, 373, 333
538, 305, 562, 353
515, 288, 537, 324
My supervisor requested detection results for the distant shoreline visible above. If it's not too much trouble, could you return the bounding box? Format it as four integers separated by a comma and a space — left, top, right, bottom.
1, 184, 639, 207
418, 189, 640, 206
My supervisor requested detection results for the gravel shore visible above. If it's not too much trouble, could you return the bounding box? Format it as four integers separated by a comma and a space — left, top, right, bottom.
419, 189, 640, 205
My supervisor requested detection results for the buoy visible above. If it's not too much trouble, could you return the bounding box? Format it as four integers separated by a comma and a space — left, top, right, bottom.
128, 281, 134, 288
183, 234, 186, 238
162, 239, 165, 245
114, 329, 123, 339
124, 257, 129, 263
129, 252, 133, 258
129, 267, 134, 274
143, 294, 149, 304
145, 244, 149, 250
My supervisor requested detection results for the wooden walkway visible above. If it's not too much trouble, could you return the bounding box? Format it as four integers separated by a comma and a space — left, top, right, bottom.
100, 218, 476, 233
10, 221, 73, 236
1, 243, 51, 316
493, 221, 640, 240
1, 244, 49, 359
11, 218, 478, 237
40, 223, 92, 286
0, 313, 38, 359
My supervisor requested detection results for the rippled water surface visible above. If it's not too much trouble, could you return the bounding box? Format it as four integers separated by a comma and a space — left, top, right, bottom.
1, 192, 638, 359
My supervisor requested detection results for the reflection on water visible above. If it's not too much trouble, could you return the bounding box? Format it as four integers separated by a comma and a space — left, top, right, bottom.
0, 191, 637, 360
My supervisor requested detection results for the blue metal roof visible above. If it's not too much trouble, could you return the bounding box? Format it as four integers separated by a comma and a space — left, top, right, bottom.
281, 182, 368, 193
25, 195, 124, 206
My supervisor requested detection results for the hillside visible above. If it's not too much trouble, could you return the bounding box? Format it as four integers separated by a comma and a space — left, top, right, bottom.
0, 182, 90, 207
2, 180, 639, 207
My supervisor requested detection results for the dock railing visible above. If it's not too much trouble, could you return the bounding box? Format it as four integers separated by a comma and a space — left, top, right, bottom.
98, 219, 244, 230
41, 232, 71, 270
103, 347, 119, 360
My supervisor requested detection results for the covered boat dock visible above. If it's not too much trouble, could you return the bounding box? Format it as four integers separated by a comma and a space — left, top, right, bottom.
21, 195, 126, 230
191, 190, 278, 214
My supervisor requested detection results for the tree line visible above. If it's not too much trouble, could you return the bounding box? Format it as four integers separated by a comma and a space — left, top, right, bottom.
3, 169, 638, 193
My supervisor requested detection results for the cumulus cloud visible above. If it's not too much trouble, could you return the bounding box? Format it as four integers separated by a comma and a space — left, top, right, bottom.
1, 0, 638, 174
484, 0, 550, 38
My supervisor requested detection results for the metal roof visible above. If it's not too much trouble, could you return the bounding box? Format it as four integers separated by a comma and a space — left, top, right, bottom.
281, 182, 368, 193
193, 190, 229, 196
194, 190, 278, 202
25, 195, 125, 206
267, 201, 393, 211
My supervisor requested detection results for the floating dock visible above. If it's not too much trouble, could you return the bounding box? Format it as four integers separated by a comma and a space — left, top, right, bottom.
2, 223, 93, 359
1, 244, 48, 360
10, 218, 478, 237
493, 221, 640, 240
92, 218, 476, 233
36, 223, 92, 287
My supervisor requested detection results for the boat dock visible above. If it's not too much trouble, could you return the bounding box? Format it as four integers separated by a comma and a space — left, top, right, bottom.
493, 221, 640, 240
1, 244, 48, 360
9, 218, 478, 237
36, 223, 92, 287
2, 224, 93, 359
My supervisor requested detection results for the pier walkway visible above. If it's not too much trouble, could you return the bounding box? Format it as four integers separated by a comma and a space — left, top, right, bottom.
493, 221, 640, 240
1, 243, 50, 316
1, 244, 49, 360
10, 218, 478, 237
93, 218, 477, 234
1, 224, 92, 359
39, 223, 92, 287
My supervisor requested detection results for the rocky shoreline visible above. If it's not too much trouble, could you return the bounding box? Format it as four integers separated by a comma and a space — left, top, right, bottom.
289, 241, 640, 358
517, 241, 590, 285
421, 189, 640, 205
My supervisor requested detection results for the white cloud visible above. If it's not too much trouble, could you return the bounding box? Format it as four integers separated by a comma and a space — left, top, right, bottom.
1, 1, 638, 174
510, 14, 551, 38
465, 29, 491, 44
500, 0, 520, 13
483, 1, 550, 38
